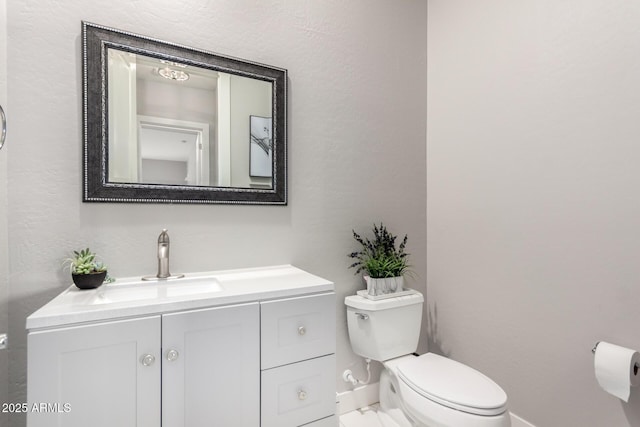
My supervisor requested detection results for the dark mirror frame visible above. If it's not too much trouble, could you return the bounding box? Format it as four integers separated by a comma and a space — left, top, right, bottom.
82, 21, 287, 205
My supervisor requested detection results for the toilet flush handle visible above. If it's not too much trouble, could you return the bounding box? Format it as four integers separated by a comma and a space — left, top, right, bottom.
354, 312, 369, 320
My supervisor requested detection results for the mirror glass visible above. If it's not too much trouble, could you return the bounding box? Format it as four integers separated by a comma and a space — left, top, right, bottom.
83, 22, 287, 204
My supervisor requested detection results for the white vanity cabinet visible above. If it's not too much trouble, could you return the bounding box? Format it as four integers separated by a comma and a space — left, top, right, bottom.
260, 293, 337, 427
26, 265, 335, 427
28, 303, 260, 427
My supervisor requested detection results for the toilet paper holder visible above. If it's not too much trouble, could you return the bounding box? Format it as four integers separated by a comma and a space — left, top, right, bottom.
592, 342, 639, 375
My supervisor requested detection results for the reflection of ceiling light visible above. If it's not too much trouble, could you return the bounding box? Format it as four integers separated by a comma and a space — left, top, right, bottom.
158, 67, 190, 81
160, 59, 188, 68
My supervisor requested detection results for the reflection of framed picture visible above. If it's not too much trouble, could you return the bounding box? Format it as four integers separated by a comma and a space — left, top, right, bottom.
250, 115, 273, 178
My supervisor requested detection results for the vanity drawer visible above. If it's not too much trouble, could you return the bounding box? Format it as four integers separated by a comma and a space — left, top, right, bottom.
261, 355, 336, 427
261, 292, 335, 369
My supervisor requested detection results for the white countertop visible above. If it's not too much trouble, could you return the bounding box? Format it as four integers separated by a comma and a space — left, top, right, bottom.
27, 265, 334, 330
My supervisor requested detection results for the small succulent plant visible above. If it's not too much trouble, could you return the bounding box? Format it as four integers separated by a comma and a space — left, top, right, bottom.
63, 248, 107, 275
348, 223, 410, 279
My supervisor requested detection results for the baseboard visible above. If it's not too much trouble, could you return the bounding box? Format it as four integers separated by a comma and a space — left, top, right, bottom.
510, 412, 536, 427
336, 383, 380, 415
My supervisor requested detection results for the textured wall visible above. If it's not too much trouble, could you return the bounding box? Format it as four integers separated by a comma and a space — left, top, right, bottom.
6, 1, 427, 425
427, 1, 640, 425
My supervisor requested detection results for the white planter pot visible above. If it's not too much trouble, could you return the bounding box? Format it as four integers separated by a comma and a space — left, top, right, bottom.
364, 276, 404, 296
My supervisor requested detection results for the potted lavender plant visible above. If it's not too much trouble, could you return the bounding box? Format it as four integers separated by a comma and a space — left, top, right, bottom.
348, 223, 411, 296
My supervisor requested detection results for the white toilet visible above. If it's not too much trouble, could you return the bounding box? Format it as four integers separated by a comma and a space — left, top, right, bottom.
345, 291, 511, 427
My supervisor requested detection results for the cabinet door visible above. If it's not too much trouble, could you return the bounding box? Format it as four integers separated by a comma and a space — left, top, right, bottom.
162, 302, 260, 427
27, 316, 161, 427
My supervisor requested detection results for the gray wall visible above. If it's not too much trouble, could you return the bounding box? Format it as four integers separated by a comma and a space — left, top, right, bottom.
6, 1, 427, 425
427, 1, 640, 425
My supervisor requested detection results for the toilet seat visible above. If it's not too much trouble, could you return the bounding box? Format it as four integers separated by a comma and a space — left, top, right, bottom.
396, 353, 508, 417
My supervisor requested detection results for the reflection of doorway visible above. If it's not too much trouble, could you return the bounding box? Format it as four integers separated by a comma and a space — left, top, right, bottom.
137, 116, 210, 186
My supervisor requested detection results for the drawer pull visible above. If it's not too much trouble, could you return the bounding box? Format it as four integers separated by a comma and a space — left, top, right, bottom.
140, 354, 155, 367
298, 326, 306, 336
297, 389, 307, 400
166, 349, 179, 362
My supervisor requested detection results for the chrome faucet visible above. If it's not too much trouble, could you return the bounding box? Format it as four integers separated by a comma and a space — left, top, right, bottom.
142, 229, 184, 281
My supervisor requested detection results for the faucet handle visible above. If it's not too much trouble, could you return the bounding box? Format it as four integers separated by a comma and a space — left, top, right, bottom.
158, 229, 170, 244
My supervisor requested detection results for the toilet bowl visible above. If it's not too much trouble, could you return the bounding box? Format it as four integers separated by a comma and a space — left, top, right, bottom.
345, 291, 510, 427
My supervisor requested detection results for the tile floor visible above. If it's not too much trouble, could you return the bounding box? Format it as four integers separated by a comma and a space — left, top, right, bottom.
340, 406, 526, 427
339, 405, 384, 427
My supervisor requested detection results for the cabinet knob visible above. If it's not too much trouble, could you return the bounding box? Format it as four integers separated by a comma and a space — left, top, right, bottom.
166, 349, 179, 362
297, 389, 307, 400
298, 326, 306, 336
140, 354, 155, 367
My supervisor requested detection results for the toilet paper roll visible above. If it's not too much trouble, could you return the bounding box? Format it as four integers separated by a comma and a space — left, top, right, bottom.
594, 341, 640, 402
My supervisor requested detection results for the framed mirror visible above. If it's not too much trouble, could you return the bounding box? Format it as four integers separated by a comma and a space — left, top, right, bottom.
82, 22, 287, 204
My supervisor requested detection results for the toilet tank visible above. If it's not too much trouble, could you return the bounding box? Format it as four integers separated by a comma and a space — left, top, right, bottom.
345, 291, 423, 361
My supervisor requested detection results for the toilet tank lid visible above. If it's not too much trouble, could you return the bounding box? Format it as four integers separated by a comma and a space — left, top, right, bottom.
344, 290, 423, 310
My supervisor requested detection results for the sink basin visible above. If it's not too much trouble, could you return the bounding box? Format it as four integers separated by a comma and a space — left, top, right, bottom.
89, 276, 223, 305
163, 277, 224, 297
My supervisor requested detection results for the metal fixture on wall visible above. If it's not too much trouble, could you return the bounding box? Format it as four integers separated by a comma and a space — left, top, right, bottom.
0, 104, 6, 151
